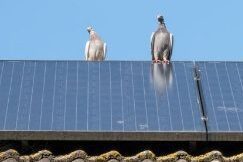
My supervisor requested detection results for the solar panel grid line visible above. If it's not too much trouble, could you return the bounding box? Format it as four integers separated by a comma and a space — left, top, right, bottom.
119, 62, 125, 132
26, 62, 36, 129
39, 62, 47, 130
75, 62, 79, 130
183, 62, 196, 131
15, 61, 25, 130
52, 61, 64, 130
133, 62, 147, 131
27, 61, 37, 130
99, 62, 105, 131
121, 62, 136, 131
130, 62, 137, 131
99, 62, 109, 130
141, 62, 149, 131
64, 61, 69, 130
132, 62, 148, 131
236, 63, 243, 96
203, 63, 219, 131
3, 62, 14, 129
225, 62, 242, 131
87, 62, 89, 130
152, 68, 161, 131
205, 62, 228, 131
173, 63, 185, 131
17, 62, 36, 130
0, 62, 11, 129
98, 62, 100, 131
90, 62, 100, 130
0, 62, 4, 89
236, 63, 243, 130
163, 64, 172, 130
41, 62, 56, 130
88, 62, 99, 131
158, 64, 174, 131
185, 62, 200, 130
165, 64, 181, 130
76, 62, 88, 130
110, 62, 123, 131
214, 63, 230, 131
141, 63, 155, 130
3, 62, 22, 129
29, 62, 45, 130
228, 63, 243, 131
180, 62, 193, 130
192, 63, 203, 131
109, 62, 112, 131
0, 62, 8, 129
50, 61, 57, 130
66, 62, 78, 130
220, 63, 239, 131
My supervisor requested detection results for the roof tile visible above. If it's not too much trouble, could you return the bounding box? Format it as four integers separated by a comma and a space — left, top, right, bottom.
1, 149, 243, 162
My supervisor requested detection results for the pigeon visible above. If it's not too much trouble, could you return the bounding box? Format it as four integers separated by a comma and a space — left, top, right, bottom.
85, 27, 107, 61
150, 15, 173, 63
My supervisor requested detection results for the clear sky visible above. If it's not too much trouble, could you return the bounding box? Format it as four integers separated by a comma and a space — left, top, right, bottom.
0, 0, 242, 61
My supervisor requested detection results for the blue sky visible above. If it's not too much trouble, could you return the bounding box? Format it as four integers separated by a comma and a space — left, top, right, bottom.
0, 0, 242, 61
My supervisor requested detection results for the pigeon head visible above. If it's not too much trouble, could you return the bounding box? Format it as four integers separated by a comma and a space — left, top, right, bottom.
157, 15, 164, 24
87, 26, 94, 33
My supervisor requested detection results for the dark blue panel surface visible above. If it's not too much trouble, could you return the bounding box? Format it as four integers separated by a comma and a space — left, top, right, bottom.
29, 61, 45, 130
121, 62, 136, 131
40, 62, 56, 130
52, 61, 67, 130
65, 62, 78, 130
4, 62, 24, 129
197, 62, 243, 132
100, 62, 112, 131
76, 62, 88, 130
110, 62, 123, 131
0, 61, 205, 137
16, 61, 35, 130
0, 62, 14, 129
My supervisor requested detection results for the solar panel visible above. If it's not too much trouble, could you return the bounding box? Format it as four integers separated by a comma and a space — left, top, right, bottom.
197, 62, 243, 141
0, 61, 205, 141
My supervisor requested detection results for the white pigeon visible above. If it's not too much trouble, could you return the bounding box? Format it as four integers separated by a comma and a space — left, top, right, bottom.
85, 27, 107, 61
151, 15, 173, 63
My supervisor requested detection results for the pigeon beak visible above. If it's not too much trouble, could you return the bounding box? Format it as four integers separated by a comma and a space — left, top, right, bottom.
87, 27, 93, 33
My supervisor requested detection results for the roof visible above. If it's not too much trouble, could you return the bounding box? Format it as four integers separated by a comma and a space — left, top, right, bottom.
1, 149, 243, 162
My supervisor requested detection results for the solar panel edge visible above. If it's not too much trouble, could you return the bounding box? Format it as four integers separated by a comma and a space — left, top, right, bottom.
0, 131, 206, 141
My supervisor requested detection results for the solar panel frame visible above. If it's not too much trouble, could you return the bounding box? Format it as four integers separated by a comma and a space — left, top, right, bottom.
196, 61, 243, 141
0, 60, 206, 141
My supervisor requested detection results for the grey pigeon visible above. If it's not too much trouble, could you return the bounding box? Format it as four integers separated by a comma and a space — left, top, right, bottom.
85, 27, 107, 61
150, 15, 173, 63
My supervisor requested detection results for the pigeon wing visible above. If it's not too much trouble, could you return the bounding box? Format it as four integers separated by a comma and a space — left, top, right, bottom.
168, 33, 174, 60
150, 32, 155, 60
103, 42, 107, 60
85, 41, 90, 60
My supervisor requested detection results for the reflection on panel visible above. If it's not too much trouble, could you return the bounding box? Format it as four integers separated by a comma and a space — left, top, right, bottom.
150, 63, 173, 95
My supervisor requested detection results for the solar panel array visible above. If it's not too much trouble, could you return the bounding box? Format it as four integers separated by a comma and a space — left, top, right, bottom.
1, 61, 243, 141
197, 62, 243, 140
0, 61, 205, 141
